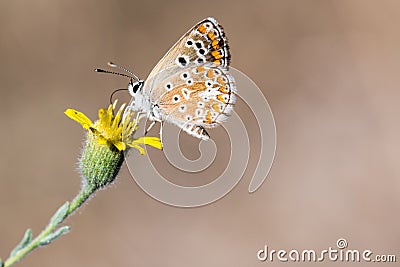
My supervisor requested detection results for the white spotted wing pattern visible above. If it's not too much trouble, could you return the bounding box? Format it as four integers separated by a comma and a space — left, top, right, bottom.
128, 17, 236, 140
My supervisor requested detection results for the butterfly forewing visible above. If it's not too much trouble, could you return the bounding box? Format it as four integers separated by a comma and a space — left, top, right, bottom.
141, 17, 235, 139
144, 17, 231, 98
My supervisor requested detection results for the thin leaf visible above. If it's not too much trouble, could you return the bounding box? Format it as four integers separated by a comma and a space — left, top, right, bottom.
50, 202, 70, 226
9, 229, 32, 257
38, 226, 70, 246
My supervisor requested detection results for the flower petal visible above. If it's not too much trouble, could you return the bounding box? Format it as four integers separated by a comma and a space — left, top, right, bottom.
129, 137, 163, 150
112, 140, 126, 151
111, 103, 125, 130
64, 109, 93, 130
97, 136, 107, 145
131, 144, 146, 155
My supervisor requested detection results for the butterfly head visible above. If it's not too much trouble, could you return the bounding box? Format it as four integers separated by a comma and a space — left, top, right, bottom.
128, 79, 144, 96
127, 79, 149, 112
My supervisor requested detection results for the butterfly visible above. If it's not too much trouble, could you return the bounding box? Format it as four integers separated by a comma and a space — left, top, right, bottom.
99, 17, 236, 142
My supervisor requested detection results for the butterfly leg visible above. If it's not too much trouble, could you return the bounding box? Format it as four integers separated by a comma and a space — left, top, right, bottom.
145, 121, 156, 136
160, 121, 164, 147
131, 111, 144, 131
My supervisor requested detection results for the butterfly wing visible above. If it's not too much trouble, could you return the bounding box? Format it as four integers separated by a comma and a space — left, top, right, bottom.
142, 17, 235, 139
143, 17, 231, 98
157, 63, 236, 139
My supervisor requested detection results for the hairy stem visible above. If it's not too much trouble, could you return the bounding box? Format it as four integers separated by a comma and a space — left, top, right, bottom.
3, 186, 96, 267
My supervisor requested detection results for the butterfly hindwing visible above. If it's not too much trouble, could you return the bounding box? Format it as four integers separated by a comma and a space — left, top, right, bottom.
157, 63, 236, 132
181, 124, 210, 140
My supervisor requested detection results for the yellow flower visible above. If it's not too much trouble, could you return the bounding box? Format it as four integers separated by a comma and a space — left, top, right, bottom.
64, 100, 162, 154
64, 100, 162, 190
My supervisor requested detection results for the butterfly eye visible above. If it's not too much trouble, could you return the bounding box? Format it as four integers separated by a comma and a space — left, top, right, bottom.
172, 94, 181, 103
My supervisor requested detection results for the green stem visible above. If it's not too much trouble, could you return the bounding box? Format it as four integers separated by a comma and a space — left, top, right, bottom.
3, 186, 96, 267
68, 186, 95, 214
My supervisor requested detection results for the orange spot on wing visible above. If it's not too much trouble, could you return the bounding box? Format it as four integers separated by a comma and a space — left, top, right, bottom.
207, 31, 215, 40
213, 60, 221, 65
197, 66, 206, 73
206, 69, 215, 78
219, 86, 229, 94
212, 104, 221, 112
198, 25, 207, 34
211, 50, 223, 59
206, 110, 212, 119
190, 82, 206, 91
217, 77, 227, 84
212, 40, 220, 49
217, 94, 226, 103
204, 110, 213, 124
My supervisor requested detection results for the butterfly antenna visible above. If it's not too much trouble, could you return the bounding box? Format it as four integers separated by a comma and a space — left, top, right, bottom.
94, 68, 135, 79
108, 62, 140, 81
109, 88, 129, 104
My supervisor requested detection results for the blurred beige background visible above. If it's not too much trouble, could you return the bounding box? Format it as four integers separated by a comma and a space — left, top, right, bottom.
0, 0, 399, 266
